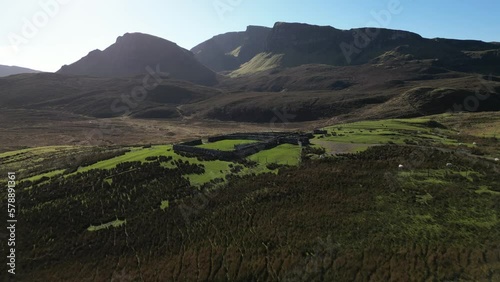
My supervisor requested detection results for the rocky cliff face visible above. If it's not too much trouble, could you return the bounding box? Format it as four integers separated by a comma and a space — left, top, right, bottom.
57, 33, 217, 85
237, 25, 272, 63
193, 22, 500, 75
267, 22, 440, 66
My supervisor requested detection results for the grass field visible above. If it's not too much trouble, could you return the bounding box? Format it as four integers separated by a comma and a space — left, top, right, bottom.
249, 144, 301, 166
307, 117, 486, 161
75, 146, 171, 172
24, 169, 66, 182
9, 141, 305, 188
317, 118, 460, 145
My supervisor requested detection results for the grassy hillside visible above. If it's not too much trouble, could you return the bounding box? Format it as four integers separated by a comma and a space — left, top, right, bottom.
230, 52, 284, 76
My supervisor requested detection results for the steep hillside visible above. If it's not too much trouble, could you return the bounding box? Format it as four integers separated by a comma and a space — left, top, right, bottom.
0, 64, 40, 77
191, 25, 271, 72
57, 32, 217, 85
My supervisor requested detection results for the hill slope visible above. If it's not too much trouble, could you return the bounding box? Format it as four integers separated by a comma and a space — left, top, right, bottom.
0, 64, 40, 77
57, 32, 217, 85
2, 60, 500, 124
186, 61, 500, 122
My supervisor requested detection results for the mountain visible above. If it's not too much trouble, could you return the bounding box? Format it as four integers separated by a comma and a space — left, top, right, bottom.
0, 65, 40, 77
191, 25, 271, 72
191, 22, 500, 76
57, 32, 217, 85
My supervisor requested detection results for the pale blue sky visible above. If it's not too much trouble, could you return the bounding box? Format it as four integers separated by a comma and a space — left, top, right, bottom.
1, 0, 499, 72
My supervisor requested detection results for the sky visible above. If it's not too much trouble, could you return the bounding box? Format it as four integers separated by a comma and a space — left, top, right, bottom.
1, 0, 499, 72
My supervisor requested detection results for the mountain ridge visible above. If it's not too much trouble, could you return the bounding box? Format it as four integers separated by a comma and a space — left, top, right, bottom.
191, 22, 500, 75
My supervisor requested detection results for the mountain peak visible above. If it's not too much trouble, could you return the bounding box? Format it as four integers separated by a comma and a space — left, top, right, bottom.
57, 32, 216, 85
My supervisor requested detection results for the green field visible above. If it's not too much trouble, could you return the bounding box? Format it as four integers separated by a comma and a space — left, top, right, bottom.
75, 146, 171, 172
249, 144, 301, 166
24, 169, 66, 182
315, 118, 463, 147
9, 141, 304, 188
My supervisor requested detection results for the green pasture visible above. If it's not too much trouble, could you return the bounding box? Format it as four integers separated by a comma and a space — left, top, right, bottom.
317, 118, 460, 146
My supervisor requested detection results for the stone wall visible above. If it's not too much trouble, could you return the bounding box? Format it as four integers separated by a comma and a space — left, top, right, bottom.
278, 136, 310, 145
173, 145, 238, 161
174, 132, 311, 161
207, 132, 286, 142
314, 129, 327, 135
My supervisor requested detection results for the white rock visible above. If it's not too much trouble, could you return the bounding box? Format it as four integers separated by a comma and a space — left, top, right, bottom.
495, 158, 499, 162
446, 163, 453, 167
473, 142, 477, 145
398, 164, 404, 169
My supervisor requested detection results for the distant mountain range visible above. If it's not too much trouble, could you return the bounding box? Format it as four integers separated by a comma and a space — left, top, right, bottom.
0, 65, 40, 77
